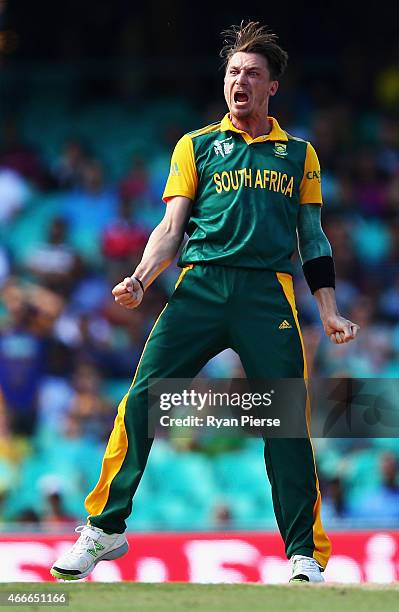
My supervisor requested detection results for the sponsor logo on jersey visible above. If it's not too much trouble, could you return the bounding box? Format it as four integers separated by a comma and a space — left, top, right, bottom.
169, 162, 181, 177
306, 170, 321, 183
214, 137, 234, 157
213, 168, 294, 197
279, 320, 292, 329
273, 143, 288, 158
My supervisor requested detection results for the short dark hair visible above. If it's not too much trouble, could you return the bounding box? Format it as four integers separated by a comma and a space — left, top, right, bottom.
220, 21, 288, 80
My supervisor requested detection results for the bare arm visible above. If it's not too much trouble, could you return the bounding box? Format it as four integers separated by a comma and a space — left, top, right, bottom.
113, 196, 192, 309
313, 287, 359, 344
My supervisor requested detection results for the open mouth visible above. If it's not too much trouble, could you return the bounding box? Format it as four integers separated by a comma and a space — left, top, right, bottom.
234, 91, 249, 104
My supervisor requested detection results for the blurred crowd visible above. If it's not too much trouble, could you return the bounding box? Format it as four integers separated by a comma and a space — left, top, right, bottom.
1, 59, 399, 530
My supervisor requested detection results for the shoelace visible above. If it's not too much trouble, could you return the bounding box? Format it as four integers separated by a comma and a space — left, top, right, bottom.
69, 525, 102, 559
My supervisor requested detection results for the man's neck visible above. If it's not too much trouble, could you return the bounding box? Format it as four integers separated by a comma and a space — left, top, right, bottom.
229, 113, 272, 139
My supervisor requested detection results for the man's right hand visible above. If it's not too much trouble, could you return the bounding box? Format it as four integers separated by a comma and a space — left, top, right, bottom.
112, 276, 144, 309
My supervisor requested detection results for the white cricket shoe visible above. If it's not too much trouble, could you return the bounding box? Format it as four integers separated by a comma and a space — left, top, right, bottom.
289, 555, 325, 583
50, 524, 129, 580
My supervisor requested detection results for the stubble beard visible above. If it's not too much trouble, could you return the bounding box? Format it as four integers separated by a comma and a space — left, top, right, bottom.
229, 103, 252, 120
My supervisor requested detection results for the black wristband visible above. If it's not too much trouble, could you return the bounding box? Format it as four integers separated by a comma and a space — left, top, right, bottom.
132, 276, 144, 293
302, 255, 335, 294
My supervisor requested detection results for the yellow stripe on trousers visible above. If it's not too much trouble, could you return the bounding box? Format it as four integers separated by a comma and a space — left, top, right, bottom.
174, 264, 194, 289
84, 303, 169, 518
276, 272, 332, 569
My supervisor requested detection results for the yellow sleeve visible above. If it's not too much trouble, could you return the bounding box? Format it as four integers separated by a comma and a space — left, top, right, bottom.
162, 134, 198, 202
299, 142, 323, 205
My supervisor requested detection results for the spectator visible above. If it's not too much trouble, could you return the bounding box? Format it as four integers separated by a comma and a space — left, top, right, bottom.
0, 282, 47, 435
14, 508, 41, 525
24, 217, 82, 296
39, 476, 77, 530
102, 196, 148, 264
213, 504, 233, 529
0, 169, 30, 224
321, 477, 348, 520
353, 148, 389, 217
0, 245, 10, 287
62, 159, 118, 235
0, 117, 53, 189
53, 139, 90, 189
0, 280, 63, 435
348, 453, 399, 522
68, 363, 113, 441
119, 155, 151, 201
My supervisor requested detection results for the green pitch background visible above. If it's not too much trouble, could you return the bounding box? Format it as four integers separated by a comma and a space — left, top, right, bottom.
1, 583, 399, 611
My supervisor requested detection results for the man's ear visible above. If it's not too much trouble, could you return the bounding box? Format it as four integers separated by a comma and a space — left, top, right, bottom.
269, 81, 279, 97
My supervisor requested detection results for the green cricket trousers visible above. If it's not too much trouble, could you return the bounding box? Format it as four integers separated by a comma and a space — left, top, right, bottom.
85, 264, 331, 568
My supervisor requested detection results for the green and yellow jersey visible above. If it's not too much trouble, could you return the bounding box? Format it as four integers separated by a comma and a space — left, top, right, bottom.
163, 114, 322, 273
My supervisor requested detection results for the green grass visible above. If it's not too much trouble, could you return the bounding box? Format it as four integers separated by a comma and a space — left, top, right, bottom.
1, 583, 399, 612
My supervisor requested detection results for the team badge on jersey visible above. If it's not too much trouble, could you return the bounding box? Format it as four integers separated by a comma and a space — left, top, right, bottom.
214, 137, 234, 158
273, 143, 288, 158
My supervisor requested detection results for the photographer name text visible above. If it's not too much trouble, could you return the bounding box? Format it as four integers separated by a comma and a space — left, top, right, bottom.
159, 415, 280, 429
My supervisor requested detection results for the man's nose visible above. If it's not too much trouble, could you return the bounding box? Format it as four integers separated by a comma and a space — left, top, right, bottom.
235, 71, 248, 85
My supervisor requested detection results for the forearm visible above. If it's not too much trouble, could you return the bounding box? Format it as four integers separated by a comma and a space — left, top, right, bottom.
313, 287, 339, 320
132, 223, 184, 289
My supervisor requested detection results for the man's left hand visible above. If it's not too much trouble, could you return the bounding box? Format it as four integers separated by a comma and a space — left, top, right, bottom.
322, 314, 360, 344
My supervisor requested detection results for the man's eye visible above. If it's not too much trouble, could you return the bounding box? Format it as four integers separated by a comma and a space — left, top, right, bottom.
230, 70, 238, 75
248, 72, 258, 77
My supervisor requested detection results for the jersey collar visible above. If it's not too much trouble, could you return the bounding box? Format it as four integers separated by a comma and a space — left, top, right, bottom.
220, 113, 288, 144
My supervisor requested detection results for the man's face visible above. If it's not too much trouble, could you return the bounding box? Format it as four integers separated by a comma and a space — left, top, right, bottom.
224, 52, 278, 120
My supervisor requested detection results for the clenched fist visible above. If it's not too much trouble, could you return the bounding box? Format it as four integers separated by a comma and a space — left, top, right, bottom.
322, 314, 360, 345
112, 276, 144, 310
